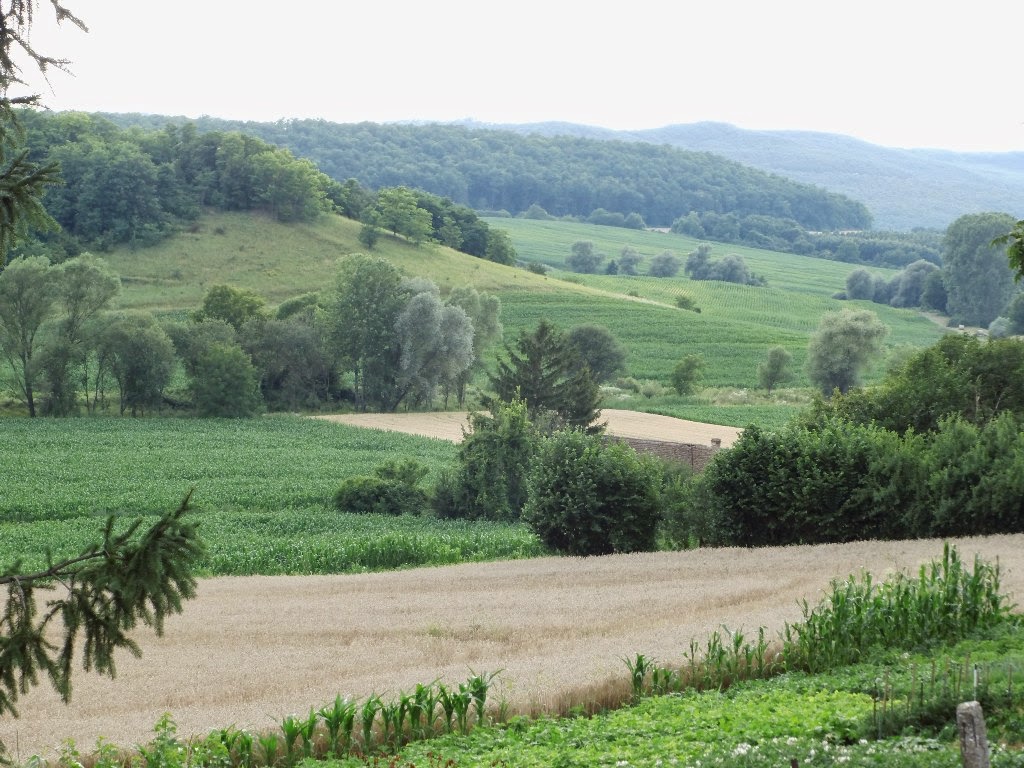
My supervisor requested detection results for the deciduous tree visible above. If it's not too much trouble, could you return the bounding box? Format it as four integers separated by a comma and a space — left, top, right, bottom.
943, 212, 1017, 327
757, 345, 793, 394
649, 250, 681, 277
806, 308, 887, 395
0, 255, 57, 415
566, 240, 603, 274
670, 354, 704, 395
328, 255, 406, 409
567, 323, 626, 384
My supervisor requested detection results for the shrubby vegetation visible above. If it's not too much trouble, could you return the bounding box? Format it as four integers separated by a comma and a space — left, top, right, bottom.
669, 334, 1024, 548
684, 243, 766, 286
523, 430, 662, 556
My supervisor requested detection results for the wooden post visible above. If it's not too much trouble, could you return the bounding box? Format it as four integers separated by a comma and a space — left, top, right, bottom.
956, 701, 990, 768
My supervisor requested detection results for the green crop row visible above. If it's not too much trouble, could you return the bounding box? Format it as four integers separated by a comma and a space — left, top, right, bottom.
0, 415, 456, 522
0, 416, 548, 575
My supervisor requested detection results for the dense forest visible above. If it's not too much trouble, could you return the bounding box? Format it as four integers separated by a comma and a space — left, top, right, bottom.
11, 111, 511, 264
96, 115, 872, 232
11, 111, 944, 269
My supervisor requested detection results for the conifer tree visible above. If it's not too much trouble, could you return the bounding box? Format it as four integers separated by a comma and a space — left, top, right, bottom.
0, 6, 205, 754
489, 319, 603, 433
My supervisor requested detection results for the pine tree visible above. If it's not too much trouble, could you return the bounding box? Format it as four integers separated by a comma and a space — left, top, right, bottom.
0, 7, 205, 755
489, 319, 603, 433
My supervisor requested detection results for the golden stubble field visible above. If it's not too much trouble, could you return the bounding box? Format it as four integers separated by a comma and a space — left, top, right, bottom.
314, 409, 744, 446
3, 535, 1023, 759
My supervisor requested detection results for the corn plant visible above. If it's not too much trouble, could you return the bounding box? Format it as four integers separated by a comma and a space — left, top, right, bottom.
257, 733, 279, 768
436, 684, 457, 733
408, 681, 440, 740
622, 654, 656, 701
296, 707, 319, 758
318, 694, 356, 757
466, 670, 501, 726
278, 714, 302, 767
360, 694, 383, 752
452, 683, 474, 735
783, 543, 1014, 673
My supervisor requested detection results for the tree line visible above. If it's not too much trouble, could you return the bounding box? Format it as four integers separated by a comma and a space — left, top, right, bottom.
98, 114, 872, 232
0, 252, 504, 417
670, 210, 942, 268
8, 111, 515, 267
839, 212, 1023, 330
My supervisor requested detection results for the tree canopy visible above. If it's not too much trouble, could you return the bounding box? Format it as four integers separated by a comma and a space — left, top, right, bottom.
942, 212, 1018, 327
805, 308, 888, 395
489, 320, 602, 433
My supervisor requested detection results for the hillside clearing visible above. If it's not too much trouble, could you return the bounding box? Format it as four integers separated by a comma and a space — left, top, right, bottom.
3, 535, 1022, 759
314, 408, 743, 447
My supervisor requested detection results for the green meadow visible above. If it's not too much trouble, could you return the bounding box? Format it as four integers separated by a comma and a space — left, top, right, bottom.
100, 211, 945, 404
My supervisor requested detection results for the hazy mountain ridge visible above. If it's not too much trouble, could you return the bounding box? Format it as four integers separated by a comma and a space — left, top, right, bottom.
461, 120, 1024, 231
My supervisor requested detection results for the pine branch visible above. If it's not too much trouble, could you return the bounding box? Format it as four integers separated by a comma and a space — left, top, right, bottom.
0, 493, 204, 718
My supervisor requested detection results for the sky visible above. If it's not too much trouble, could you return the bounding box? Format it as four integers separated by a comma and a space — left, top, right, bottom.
18, 1, 1024, 153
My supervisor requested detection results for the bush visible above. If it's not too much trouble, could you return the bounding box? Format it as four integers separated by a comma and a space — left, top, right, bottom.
431, 398, 539, 521
523, 431, 661, 556
335, 458, 429, 515
190, 342, 262, 418
674, 294, 700, 312
700, 420, 914, 546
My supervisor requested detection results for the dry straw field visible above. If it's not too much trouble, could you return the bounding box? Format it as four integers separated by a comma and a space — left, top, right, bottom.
4, 535, 1023, 759
315, 409, 744, 446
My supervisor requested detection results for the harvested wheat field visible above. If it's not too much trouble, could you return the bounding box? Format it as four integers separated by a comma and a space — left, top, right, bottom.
314, 408, 744, 446
3, 535, 1023, 759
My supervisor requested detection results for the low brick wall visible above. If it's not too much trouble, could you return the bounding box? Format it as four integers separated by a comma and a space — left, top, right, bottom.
612, 436, 723, 472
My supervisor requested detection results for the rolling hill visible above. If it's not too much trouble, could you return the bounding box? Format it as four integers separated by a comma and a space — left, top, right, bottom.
102, 210, 946, 428
467, 120, 1024, 231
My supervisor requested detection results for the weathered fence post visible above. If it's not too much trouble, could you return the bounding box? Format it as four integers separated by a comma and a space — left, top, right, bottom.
956, 700, 990, 768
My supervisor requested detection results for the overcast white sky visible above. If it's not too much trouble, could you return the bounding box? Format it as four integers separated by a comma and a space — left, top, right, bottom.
19, 1, 1024, 152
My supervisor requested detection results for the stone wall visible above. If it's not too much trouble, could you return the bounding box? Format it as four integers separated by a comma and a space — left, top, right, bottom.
612, 436, 723, 472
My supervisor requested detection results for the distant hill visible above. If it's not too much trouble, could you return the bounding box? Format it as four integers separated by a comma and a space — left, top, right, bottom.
94, 113, 870, 232
462, 120, 1024, 231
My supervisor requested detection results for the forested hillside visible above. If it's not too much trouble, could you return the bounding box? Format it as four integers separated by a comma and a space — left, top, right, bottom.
11, 111, 514, 265
96, 114, 871, 232
474, 120, 1024, 231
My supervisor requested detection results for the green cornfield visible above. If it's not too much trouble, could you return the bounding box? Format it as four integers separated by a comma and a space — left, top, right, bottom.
0, 415, 545, 575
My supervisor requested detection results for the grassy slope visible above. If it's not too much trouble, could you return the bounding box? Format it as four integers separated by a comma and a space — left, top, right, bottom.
105, 212, 945, 396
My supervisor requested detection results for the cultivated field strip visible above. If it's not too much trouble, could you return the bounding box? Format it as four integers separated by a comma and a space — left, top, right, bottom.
4, 535, 1022, 759
315, 409, 743, 447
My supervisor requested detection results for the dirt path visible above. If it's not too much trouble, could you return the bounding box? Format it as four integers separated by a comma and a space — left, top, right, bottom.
314, 409, 743, 447
4, 535, 1022, 759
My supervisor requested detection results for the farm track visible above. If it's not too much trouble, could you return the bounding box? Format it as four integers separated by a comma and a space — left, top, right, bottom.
4, 535, 1023, 758
314, 408, 744, 447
